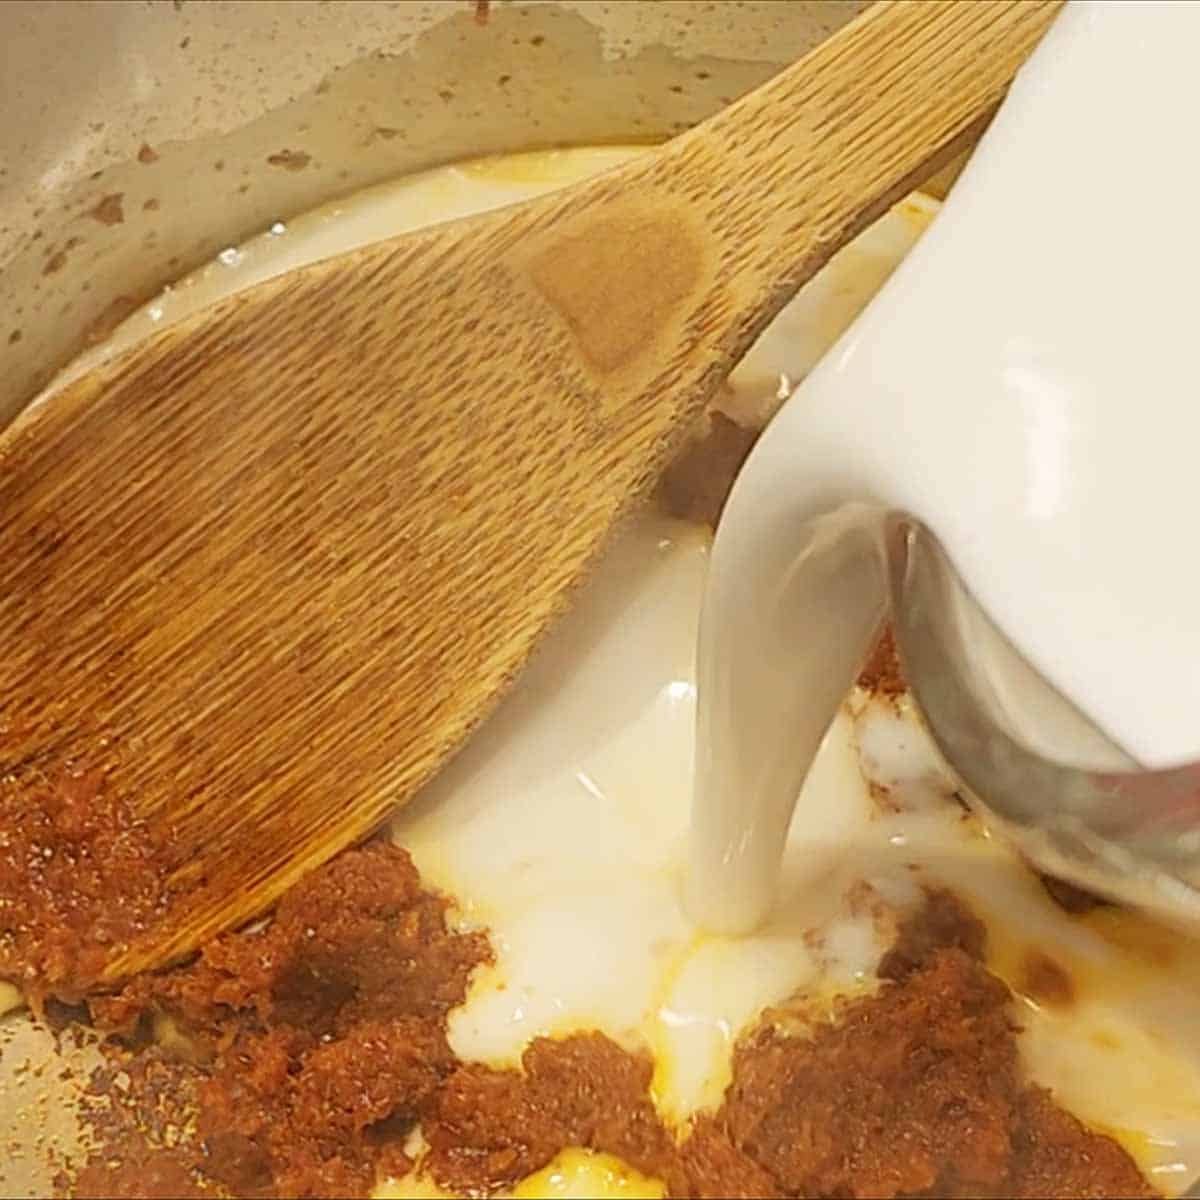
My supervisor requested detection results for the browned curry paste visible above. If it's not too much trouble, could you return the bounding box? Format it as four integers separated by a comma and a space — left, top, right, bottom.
0, 762, 181, 1004
0, 642, 1157, 1200
47, 859, 1152, 1199
70, 841, 489, 1199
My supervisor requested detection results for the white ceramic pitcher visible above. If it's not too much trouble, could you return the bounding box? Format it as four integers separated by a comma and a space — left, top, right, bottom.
690, 0, 1200, 935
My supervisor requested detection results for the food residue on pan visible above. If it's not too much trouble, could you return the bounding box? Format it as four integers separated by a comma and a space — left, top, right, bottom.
85, 193, 125, 226
4, 146, 1200, 1200
266, 149, 312, 172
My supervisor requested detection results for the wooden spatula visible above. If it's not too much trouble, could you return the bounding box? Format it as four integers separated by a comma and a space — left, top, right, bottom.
0, 0, 1062, 983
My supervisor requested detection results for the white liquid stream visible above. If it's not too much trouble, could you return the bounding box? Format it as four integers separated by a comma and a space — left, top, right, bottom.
690, 0, 1200, 937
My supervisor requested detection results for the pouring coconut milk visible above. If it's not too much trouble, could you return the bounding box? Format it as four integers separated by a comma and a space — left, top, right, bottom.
689, 0, 1200, 934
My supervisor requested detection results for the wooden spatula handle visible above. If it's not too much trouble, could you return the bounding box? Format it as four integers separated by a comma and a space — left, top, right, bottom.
505, 0, 1062, 407
692, 0, 1064, 267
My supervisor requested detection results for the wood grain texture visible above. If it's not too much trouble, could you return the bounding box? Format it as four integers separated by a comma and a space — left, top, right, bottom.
0, 0, 1063, 981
